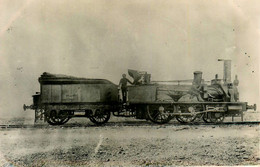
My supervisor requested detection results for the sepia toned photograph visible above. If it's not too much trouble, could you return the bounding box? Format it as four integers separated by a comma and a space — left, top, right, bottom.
0, 0, 259, 166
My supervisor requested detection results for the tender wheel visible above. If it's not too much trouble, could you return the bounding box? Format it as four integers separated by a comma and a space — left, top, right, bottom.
89, 109, 111, 125
147, 105, 172, 124
209, 112, 225, 123
47, 110, 70, 125
202, 113, 211, 123
176, 105, 197, 123
46, 116, 56, 125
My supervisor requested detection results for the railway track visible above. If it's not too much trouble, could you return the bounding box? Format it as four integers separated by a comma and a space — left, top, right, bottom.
0, 121, 259, 129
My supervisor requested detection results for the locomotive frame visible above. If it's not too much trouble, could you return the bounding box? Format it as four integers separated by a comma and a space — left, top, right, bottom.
24, 59, 256, 125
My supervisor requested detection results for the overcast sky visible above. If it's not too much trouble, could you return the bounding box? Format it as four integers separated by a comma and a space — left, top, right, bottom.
0, 0, 259, 117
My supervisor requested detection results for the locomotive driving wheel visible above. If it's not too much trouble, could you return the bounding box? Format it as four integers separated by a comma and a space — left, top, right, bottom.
176, 105, 198, 123
208, 112, 225, 123
47, 110, 70, 125
202, 113, 211, 123
147, 105, 172, 124
89, 109, 111, 125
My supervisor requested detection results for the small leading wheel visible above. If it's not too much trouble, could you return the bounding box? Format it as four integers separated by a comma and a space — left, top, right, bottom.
147, 105, 172, 124
89, 109, 111, 125
47, 110, 70, 125
176, 105, 197, 123
208, 112, 225, 123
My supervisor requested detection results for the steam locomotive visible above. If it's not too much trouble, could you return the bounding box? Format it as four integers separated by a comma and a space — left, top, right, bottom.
23, 59, 256, 125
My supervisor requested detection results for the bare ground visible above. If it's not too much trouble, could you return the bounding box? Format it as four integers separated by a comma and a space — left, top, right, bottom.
0, 111, 259, 166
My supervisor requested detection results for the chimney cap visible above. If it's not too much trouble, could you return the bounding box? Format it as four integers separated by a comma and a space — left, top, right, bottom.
193, 71, 202, 74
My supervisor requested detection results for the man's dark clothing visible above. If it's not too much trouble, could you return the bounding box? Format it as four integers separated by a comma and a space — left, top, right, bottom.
119, 78, 131, 88
119, 78, 131, 103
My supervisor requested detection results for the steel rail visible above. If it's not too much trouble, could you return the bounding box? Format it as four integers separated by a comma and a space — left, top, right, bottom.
0, 121, 259, 129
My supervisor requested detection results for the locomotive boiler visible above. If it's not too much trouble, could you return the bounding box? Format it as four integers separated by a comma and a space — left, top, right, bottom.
24, 59, 256, 125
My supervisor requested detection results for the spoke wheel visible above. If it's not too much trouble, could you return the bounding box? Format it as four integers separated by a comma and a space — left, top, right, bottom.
46, 117, 56, 125
89, 109, 111, 125
209, 112, 225, 123
47, 110, 70, 125
176, 105, 197, 123
147, 105, 172, 124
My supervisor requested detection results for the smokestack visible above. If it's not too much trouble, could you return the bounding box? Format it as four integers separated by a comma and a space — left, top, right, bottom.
218, 59, 231, 84
193, 71, 202, 85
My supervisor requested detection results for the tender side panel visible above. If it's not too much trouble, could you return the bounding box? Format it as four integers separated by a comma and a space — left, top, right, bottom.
80, 84, 100, 102
71, 84, 82, 102
41, 83, 119, 103
61, 85, 73, 102
41, 85, 52, 103
51, 85, 61, 102
58, 84, 101, 103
